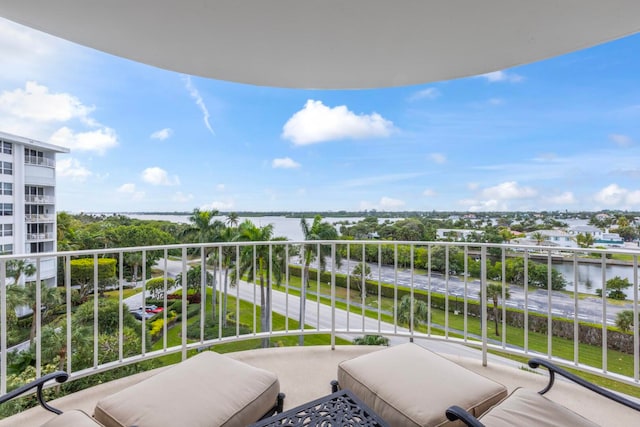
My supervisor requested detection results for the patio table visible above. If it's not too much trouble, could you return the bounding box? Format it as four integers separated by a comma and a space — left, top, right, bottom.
248, 389, 389, 427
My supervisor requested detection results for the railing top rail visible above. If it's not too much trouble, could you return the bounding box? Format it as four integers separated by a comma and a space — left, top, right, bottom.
0, 239, 638, 261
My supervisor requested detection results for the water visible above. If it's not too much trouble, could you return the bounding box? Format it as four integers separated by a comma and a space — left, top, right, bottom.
126, 214, 635, 297
124, 214, 365, 241
553, 261, 637, 297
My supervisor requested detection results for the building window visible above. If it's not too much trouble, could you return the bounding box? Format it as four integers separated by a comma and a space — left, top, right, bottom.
2, 183, 12, 196
1, 244, 12, 255
2, 141, 11, 155
2, 162, 11, 175
2, 224, 12, 237
2, 203, 12, 216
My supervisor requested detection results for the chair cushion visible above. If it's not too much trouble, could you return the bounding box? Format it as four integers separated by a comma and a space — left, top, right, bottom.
94, 351, 280, 427
41, 409, 103, 427
338, 343, 507, 427
478, 388, 600, 427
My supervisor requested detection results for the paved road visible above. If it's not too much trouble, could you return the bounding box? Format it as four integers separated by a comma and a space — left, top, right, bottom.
298, 258, 629, 326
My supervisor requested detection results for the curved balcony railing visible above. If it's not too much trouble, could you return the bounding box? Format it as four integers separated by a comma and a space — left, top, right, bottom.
26, 232, 54, 241
24, 195, 55, 204
24, 214, 54, 223
24, 156, 55, 168
1, 241, 638, 396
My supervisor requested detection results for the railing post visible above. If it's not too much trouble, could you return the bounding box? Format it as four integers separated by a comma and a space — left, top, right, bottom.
181, 247, 188, 361
0, 260, 6, 395
481, 246, 488, 367
331, 243, 336, 350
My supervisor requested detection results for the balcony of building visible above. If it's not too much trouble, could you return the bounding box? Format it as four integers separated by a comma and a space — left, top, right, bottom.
0, 241, 638, 426
24, 196, 55, 205
23, 156, 55, 169
24, 215, 54, 224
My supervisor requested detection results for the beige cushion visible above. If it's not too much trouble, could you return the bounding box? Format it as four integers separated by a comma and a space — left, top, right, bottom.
479, 388, 600, 427
338, 343, 507, 427
41, 410, 103, 427
94, 351, 280, 427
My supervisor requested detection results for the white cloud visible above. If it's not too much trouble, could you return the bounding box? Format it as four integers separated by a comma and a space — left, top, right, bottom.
141, 167, 180, 186
477, 70, 523, 83
272, 157, 301, 169
408, 88, 440, 101
150, 128, 173, 140
116, 183, 144, 200
50, 126, 118, 155
423, 189, 437, 197
56, 158, 92, 181
117, 183, 136, 193
461, 181, 538, 211
201, 200, 234, 210
545, 192, 577, 205
173, 192, 194, 203
183, 75, 214, 135
479, 181, 537, 200
216, 183, 225, 191
359, 197, 405, 211
593, 184, 629, 206
609, 133, 633, 147
429, 153, 446, 164
282, 99, 395, 145
0, 81, 93, 122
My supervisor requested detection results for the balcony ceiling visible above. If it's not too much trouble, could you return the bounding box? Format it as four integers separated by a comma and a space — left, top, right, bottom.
1, 1, 639, 89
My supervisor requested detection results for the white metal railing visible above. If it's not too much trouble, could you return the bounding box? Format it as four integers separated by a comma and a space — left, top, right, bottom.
24, 214, 54, 222
24, 156, 55, 168
24, 195, 54, 204
0, 241, 638, 396
26, 232, 54, 241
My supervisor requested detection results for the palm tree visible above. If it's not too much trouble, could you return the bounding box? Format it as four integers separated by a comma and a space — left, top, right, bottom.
299, 215, 340, 346
225, 212, 240, 228
530, 231, 546, 246
483, 283, 511, 336
574, 232, 595, 248
7, 259, 36, 285
232, 221, 285, 347
16, 281, 62, 344
397, 295, 429, 336
351, 262, 371, 297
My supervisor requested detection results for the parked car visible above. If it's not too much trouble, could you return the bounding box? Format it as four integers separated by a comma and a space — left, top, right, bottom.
138, 305, 163, 314
130, 309, 154, 321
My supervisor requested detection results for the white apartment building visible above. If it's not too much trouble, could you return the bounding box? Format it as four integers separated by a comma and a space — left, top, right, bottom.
0, 130, 69, 288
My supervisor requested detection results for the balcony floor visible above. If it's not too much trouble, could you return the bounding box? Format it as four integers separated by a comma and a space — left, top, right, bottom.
1, 340, 638, 426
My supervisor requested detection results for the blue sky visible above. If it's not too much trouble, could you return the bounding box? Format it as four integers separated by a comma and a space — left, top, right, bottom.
0, 18, 639, 213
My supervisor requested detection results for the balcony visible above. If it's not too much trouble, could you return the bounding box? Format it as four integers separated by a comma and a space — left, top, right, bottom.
24, 156, 55, 168
25, 233, 54, 241
0, 241, 639, 425
24, 214, 54, 223
24, 196, 54, 205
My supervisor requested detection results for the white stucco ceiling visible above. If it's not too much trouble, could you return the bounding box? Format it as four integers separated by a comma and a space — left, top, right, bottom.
1, 1, 639, 89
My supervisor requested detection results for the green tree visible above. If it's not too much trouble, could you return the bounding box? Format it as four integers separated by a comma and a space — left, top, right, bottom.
597, 276, 632, 300
483, 284, 511, 336
7, 260, 36, 285
232, 221, 285, 347
530, 231, 546, 245
175, 265, 213, 295
397, 295, 428, 335
574, 233, 595, 248
351, 262, 371, 297
299, 215, 340, 345
615, 310, 635, 333
225, 212, 240, 228
146, 277, 176, 299
70, 258, 117, 300
15, 281, 62, 344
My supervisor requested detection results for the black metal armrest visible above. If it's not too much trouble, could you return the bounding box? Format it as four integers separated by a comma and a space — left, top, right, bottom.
528, 358, 640, 412
0, 371, 69, 415
445, 405, 485, 427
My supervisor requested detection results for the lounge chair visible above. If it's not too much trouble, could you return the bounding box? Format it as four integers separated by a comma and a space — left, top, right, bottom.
445, 358, 640, 427
334, 343, 508, 426
1, 351, 285, 427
